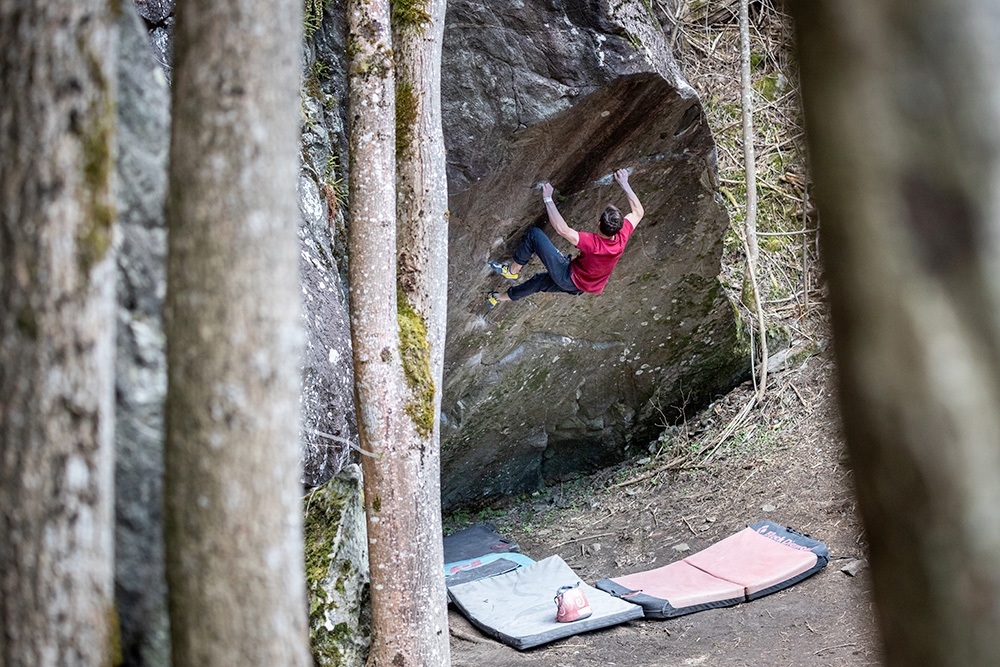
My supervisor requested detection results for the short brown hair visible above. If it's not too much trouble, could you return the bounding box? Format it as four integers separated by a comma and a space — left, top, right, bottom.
599, 205, 624, 237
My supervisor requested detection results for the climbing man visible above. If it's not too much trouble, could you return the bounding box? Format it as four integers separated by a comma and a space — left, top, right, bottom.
487, 168, 644, 307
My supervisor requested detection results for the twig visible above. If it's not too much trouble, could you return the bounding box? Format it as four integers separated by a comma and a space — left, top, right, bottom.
814, 643, 857, 655
736, 467, 759, 491
609, 455, 693, 489
790, 383, 809, 408
551, 531, 617, 549
308, 428, 378, 458
754, 227, 817, 237
449, 627, 486, 644
700, 396, 757, 465
304, 486, 320, 518
682, 516, 698, 535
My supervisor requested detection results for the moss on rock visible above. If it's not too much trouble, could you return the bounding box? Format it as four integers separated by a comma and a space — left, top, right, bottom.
304, 465, 370, 666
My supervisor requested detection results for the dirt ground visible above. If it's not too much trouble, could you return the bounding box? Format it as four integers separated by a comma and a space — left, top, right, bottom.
445, 348, 881, 666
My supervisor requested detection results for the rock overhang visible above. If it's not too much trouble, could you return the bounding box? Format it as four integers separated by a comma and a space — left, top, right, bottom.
439, 3, 749, 508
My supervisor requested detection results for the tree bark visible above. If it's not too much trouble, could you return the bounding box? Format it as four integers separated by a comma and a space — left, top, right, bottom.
739, 0, 768, 401
0, 2, 118, 664
788, 0, 1000, 664
393, 0, 452, 663
163, 0, 310, 664
347, 0, 452, 664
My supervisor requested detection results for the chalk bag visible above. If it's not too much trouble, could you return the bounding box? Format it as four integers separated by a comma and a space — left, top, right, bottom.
554, 582, 593, 623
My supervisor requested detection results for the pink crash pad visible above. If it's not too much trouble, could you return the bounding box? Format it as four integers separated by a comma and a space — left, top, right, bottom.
612, 559, 745, 610
685, 526, 819, 596
595, 521, 829, 618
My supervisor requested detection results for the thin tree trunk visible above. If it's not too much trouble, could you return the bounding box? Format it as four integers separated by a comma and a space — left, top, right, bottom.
393, 0, 452, 662
801, 171, 810, 315
0, 2, 118, 664
789, 0, 1000, 664
344, 2, 414, 666
347, 0, 453, 663
163, 0, 310, 663
740, 0, 768, 401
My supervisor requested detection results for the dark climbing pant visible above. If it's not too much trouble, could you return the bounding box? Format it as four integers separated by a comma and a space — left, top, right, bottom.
508, 227, 583, 301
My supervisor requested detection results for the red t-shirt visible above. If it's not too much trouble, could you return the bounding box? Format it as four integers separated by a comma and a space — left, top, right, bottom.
570, 216, 635, 294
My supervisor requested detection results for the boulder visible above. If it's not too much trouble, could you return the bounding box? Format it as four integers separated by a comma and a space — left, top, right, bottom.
123, 0, 748, 513
438, 0, 747, 506
304, 465, 371, 667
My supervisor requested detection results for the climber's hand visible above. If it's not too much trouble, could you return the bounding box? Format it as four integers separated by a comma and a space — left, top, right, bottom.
542, 182, 554, 200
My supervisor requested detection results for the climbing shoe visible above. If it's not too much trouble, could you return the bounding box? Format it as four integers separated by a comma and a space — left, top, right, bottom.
489, 261, 519, 281
486, 292, 500, 308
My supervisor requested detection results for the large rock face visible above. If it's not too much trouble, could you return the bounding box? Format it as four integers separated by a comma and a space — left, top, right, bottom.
438, 1, 747, 507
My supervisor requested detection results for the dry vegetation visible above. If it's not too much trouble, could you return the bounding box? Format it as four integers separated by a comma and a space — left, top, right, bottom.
669, 0, 826, 349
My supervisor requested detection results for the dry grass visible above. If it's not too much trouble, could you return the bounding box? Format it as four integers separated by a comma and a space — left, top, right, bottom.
663, 0, 827, 354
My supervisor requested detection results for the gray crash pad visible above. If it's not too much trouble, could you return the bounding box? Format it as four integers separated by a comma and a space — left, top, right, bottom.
443, 523, 520, 563
448, 555, 643, 650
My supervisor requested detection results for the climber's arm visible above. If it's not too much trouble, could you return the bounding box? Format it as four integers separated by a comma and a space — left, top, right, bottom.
615, 168, 644, 227
542, 182, 580, 247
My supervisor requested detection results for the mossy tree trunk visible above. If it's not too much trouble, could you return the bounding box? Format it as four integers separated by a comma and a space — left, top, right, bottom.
346, 0, 450, 664
393, 0, 452, 663
162, 0, 310, 663
0, 1, 118, 663
789, 0, 1000, 664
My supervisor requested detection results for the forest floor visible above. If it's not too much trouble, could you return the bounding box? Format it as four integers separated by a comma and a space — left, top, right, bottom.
445, 333, 881, 666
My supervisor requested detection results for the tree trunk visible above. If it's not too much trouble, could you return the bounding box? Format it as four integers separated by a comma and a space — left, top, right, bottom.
739, 0, 768, 401
0, 2, 118, 664
393, 0, 452, 663
788, 1, 1000, 664
346, 0, 451, 664
163, 0, 310, 663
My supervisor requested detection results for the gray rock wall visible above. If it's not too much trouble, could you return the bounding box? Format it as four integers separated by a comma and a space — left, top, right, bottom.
298, 4, 358, 486
115, 6, 171, 665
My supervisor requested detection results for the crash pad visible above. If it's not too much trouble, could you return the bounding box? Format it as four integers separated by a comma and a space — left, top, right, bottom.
448, 555, 644, 650
445, 552, 536, 587
443, 523, 520, 564
596, 521, 829, 618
